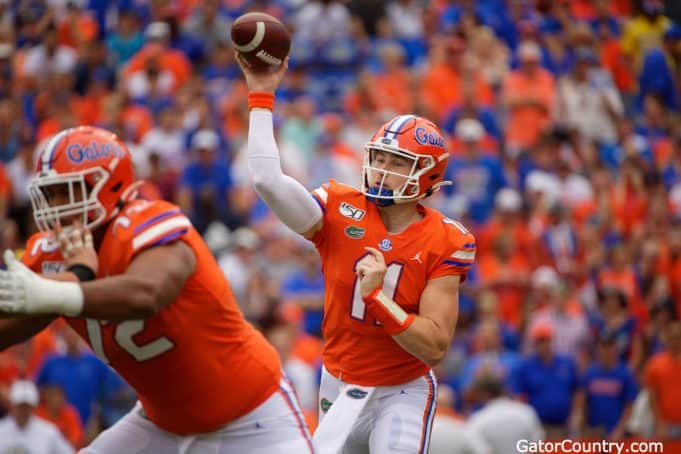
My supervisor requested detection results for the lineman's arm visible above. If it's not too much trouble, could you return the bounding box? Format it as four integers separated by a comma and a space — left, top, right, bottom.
0, 316, 56, 351
238, 54, 322, 239
0, 270, 79, 350
0, 242, 196, 321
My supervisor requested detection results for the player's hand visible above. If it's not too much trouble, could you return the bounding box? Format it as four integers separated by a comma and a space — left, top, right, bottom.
356, 247, 387, 297
0, 250, 84, 316
0, 250, 49, 314
235, 52, 288, 94
55, 220, 98, 274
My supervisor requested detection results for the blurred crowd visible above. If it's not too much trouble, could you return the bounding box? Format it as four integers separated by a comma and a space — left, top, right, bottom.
0, 0, 680, 450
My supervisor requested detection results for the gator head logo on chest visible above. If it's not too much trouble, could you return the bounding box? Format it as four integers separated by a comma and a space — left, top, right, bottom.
345, 226, 365, 239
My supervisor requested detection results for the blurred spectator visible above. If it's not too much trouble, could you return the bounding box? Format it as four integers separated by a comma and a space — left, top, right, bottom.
590, 286, 644, 370
182, 0, 231, 54
35, 382, 84, 449
125, 21, 191, 90
264, 303, 320, 418
540, 203, 581, 275
620, 0, 671, 70
430, 384, 491, 454
218, 226, 261, 305
501, 40, 555, 154
56, 0, 98, 50
420, 36, 494, 121
385, 0, 427, 65
457, 320, 521, 395
307, 113, 358, 188
105, 9, 144, 68
467, 374, 544, 452
571, 330, 638, 440
294, 0, 351, 46
442, 84, 501, 144
178, 129, 240, 233
555, 46, 624, 145
36, 327, 126, 429
469, 26, 510, 91
514, 323, 579, 438
477, 233, 531, 328
525, 266, 589, 358
23, 23, 78, 85
140, 104, 186, 179
0, 380, 74, 454
281, 242, 324, 338
444, 118, 507, 225
637, 23, 681, 112
644, 321, 681, 439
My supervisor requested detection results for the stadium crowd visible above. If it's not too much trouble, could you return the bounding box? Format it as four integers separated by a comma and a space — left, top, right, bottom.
0, 0, 680, 451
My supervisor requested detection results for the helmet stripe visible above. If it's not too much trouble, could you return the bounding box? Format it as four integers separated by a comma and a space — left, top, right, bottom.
383, 115, 416, 140
41, 129, 71, 173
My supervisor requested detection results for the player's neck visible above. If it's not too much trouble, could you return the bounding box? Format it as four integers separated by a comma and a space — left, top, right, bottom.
377, 202, 423, 235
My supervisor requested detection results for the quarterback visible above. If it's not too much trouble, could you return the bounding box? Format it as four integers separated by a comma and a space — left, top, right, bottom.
239, 57, 475, 454
0, 127, 313, 453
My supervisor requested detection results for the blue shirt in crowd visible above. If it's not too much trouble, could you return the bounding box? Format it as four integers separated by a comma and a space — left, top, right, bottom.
36, 351, 125, 425
514, 354, 578, 425
581, 362, 638, 434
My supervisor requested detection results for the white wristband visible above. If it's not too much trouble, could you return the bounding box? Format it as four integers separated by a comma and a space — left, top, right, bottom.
29, 277, 84, 316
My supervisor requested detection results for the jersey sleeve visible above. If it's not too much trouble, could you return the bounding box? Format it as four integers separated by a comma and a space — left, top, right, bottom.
429, 219, 476, 282
118, 200, 193, 261
20, 232, 62, 273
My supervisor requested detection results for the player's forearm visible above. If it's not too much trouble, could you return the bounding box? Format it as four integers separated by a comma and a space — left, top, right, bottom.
392, 316, 451, 367
79, 274, 179, 321
247, 109, 322, 233
0, 316, 56, 350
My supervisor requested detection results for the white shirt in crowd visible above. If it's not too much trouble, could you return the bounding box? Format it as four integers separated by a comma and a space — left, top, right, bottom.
525, 307, 589, 356
556, 71, 624, 145
430, 415, 492, 454
0, 416, 74, 454
468, 397, 544, 454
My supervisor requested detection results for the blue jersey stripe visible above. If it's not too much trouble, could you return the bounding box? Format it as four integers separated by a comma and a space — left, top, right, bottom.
133, 209, 181, 234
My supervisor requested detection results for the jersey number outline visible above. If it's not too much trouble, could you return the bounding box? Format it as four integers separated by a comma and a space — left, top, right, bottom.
350, 256, 404, 323
85, 319, 174, 363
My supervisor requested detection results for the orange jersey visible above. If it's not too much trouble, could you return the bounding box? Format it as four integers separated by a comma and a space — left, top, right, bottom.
22, 200, 281, 435
311, 181, 475, 386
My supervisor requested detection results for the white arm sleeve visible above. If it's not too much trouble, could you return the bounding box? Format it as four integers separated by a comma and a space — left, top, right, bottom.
247, 109, 323, 234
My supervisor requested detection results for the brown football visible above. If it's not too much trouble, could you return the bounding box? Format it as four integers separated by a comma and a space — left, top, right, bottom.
230, 12, 291, 72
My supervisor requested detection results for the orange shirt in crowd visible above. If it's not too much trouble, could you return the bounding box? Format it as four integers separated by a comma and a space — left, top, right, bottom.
598, 267, 648, 325
57, 14, 99, 49
477, 252, 531, 328
25, 328, 58, 378
610, 187, 648, 236
501, 68, 555, 151
125, 44, 191, 89
120, 103, 154, 143
36, 403, 85, 448
420, 64, 494, 120
477, 220, 541, 268
645, 351, 681, 424
369, 70, 415, 114
600, 39, 636, 94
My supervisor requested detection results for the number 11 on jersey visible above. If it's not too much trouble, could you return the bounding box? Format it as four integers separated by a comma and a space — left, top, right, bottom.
350, 261, 404, 322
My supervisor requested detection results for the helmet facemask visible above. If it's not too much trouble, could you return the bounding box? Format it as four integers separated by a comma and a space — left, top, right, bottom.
361, 139, 436, 206
29, 167, 110, 232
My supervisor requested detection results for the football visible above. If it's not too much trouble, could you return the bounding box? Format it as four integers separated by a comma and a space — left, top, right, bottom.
230, 12, 291, 72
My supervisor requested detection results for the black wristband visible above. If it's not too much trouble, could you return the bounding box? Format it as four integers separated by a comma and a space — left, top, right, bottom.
67, 264, 96, 282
